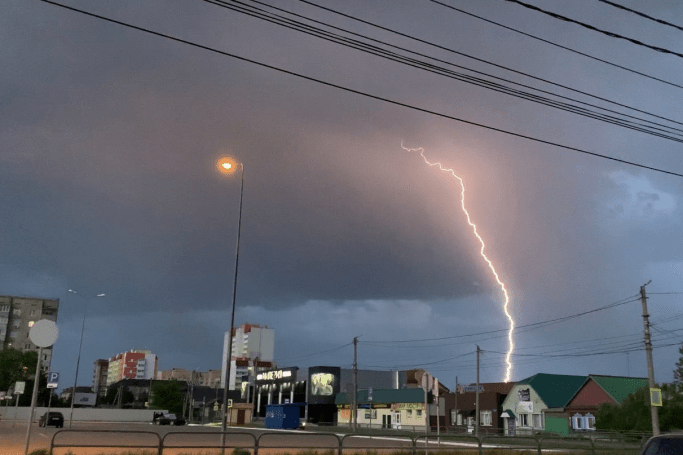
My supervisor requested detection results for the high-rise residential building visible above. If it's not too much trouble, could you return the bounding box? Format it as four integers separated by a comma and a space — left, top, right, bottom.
105, 349, 157, 385
0, 295, 59, 371
93, 359, 109, 397
221, 323, 275, 389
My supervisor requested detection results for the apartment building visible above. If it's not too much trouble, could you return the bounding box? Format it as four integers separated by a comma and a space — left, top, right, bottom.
0, 295, 59, 370
221, 323, 275, 389
105, 349, 158, 385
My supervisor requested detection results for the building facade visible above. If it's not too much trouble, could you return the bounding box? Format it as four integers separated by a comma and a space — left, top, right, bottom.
446, 382, 513, 433
93, 359, 109, 398
221, 323, 275, 389
0, 295, 59, 370
105, 349, 158, 385
157, 368, 223, 387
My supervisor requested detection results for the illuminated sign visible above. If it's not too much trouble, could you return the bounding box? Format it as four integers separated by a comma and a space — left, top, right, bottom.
255, 367, 297, 384
311, 373, 334, 396
392, 403, 425, 411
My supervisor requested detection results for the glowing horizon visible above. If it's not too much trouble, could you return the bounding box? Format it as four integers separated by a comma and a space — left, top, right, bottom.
401, 142, 515, 382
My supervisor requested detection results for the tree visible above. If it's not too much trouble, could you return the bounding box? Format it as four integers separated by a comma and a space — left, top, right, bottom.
0, 348, 37, 392
596, 386, 652, 432
150, 380, 183, 415
674, 343, 683, 387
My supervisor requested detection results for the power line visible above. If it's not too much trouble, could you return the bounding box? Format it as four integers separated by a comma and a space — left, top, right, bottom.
275, 341, 353, 363
426, 0, 683, 90
364, 295, 639, 343
295, 0, 683, 130
36, 0, 683, 178
204, 0, 683, 143
504, 0, 683, 60
598, 0, 683, 33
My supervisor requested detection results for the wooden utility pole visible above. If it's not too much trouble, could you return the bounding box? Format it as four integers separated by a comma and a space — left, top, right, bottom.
352, 336, 358, 431
475, 346, 480, 438
640, 282, 660, 436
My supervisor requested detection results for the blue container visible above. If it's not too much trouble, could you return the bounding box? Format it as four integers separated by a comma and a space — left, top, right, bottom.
265, 403, 302, 429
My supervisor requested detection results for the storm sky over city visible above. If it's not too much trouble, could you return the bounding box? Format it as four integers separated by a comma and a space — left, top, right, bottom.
2, 0, 682, 391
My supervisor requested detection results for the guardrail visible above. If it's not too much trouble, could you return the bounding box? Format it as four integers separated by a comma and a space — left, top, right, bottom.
49, 428, 645, 455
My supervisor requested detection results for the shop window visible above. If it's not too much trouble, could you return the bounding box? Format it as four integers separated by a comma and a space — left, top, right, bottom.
518, 413, 529, 427
407, 410, 412, 417
364, 410, 377, 419
532, 414, 543, 429
481, 410, 492, 426
416, 410, 422, 417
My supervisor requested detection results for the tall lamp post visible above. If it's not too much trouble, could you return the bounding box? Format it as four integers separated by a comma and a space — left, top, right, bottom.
67, 289, 105, 428
216, 157, 244, 452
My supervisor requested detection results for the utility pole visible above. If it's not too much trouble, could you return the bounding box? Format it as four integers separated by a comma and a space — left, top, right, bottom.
454, 376, 458, 429
640, 281, 660, 436
352, 336, 358, 431
475, 346, 480, 439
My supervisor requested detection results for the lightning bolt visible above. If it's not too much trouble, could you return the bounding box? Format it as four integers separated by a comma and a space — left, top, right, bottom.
401, 143, 515, 382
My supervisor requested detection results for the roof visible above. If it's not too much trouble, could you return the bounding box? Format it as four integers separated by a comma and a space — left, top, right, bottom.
335, 388, 425, 405
517, 373, 588, 408
589, 375, 649, 404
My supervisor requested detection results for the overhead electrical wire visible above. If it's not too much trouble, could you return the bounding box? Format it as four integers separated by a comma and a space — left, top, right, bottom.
598, 0, 683, 33
364, 295, 639, 344
36, 0, 683, 179
275, 341, 353, 363
203, 0, 683, 143
426, 0, 683, 90
504, 0, 683, 60
292, 0, 683, 132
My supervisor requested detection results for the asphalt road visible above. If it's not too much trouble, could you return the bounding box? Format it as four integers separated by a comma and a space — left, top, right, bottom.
0, 421, 466, 455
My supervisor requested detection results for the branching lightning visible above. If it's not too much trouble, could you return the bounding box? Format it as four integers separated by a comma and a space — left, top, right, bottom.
401, 143, 515, 382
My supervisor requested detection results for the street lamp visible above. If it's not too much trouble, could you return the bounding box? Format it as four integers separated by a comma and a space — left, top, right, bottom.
67, 289, 105, 428
216, 156, 244, 451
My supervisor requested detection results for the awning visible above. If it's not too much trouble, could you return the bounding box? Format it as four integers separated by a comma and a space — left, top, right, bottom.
501, 409, 516, 419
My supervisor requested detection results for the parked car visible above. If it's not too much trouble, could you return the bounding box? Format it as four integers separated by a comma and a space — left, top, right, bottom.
641, 433, 683, 455
39, 412, 64, 428
153, 412, 186, 426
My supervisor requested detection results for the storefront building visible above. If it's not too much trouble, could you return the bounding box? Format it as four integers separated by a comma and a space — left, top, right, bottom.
336, 388, 427, 430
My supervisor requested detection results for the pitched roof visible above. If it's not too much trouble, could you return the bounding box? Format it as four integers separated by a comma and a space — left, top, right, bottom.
589, 375, 649, 404
335, 388, 424, 405
517, 373, 587, 408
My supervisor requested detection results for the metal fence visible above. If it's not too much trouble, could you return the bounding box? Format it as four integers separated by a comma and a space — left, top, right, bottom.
49, 428, 645, 455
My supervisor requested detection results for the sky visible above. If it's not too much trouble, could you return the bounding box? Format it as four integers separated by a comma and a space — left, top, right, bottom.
2, 0, 683, 393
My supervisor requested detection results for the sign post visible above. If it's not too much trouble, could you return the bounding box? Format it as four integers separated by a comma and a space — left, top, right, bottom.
24, 319, 58, 455
13, 383, 24, 429
368, 388, 373, 429
46, 372, 59, 418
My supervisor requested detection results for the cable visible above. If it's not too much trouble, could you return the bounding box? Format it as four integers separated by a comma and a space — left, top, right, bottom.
486, 341, 681, 357
36, 0, 683, 178
295, 0, 683, 130
204, 0, 683, 143
426, 0, 683, 90
275, 341, 353, 363
598, 0, 683, 33
364, 295, 639, 343
504, 0, 683, 60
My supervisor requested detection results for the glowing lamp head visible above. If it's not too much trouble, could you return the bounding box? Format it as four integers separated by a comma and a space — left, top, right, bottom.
216, 156, 240, 175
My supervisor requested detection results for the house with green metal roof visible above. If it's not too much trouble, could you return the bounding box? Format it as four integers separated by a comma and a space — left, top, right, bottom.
335, 388, 432, 430
500, 373, 650, 436
546, 374, 649, 434
500, 373, 588, 436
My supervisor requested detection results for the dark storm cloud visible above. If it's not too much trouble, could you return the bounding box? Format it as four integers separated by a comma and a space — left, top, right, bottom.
2, 0, 683, 388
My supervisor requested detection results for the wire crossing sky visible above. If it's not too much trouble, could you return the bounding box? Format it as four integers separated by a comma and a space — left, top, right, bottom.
401, 143, 515, 382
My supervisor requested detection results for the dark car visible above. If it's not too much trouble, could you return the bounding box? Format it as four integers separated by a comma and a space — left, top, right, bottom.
641, 434, 683, 455
153, 412, 186, 426
39, 412, 64, 428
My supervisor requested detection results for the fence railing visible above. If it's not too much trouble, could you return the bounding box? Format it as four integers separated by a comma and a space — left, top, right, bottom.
49, 428, 645, 455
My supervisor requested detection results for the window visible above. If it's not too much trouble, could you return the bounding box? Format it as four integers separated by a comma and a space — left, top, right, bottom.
572, 414, 583, 430
586, 414, 595, 430
407, 410, 412, 417
24, 343, 31, 349
518, 413, 529, 427
0, 305, 10, 313
364, 410, 377, 419
532, 414, 543, 429
0, 317, 8, 324
450, 409, 456, 425
416, 410, 422, 417
13, 320, 21, 329
30, 309, 38, 316
457, 413, 463, 425
13, 309, 21, 317
481, 410, 492, 426
9, 331, 18, 339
